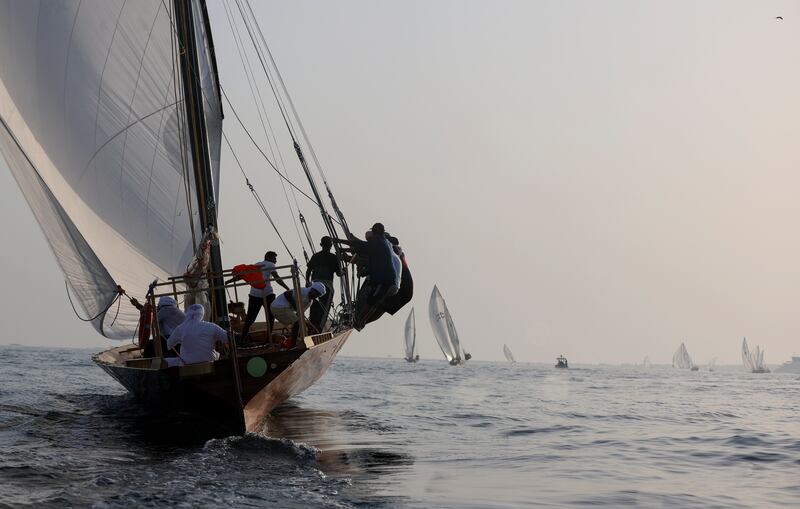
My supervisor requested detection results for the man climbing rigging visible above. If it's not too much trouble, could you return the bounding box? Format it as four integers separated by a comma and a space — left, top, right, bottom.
334, 222, 398, 330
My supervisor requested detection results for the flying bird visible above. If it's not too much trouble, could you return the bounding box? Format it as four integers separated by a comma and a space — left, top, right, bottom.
776, 16, 783, 20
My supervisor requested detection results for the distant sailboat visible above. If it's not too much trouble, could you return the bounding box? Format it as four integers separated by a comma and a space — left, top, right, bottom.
643, 356, 652, 368
672, 342, 698, 371
707, 357, 717, 372
503, 344, 516, 364
429, 286, 471, 365
741, 338, 769, 373
403, 308, 419, 363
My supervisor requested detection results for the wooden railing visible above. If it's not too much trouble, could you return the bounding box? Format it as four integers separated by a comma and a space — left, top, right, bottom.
142, 262, 309, 357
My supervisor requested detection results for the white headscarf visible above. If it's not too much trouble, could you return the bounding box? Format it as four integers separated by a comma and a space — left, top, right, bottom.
184, 303, 205, 322
166, 303, 228, 366
157, 296, 177, 309
310, 281, 327, 296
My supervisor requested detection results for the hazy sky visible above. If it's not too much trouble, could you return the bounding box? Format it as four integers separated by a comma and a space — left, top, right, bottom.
2, 0, 800, 365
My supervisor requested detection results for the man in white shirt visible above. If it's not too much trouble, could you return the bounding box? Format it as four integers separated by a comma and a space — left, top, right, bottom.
271, 281, 327, 347
238, 251, 289, 341
166, 304, 229, 367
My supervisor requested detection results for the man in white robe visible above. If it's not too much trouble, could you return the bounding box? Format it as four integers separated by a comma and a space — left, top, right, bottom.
165, 304, 229, 367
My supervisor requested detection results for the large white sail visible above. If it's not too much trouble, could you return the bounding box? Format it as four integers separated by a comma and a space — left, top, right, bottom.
429, 285, 455, 362
503, 344, 516, 363
672, 342, 695, 370
0, 1, 222, 338
404, 308, 416, 361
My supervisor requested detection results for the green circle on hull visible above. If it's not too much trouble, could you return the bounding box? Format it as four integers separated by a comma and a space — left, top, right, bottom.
247, 357, 267, 377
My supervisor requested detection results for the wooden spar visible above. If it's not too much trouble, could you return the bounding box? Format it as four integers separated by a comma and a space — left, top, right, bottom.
173, 0, 226, 325
173, 0, 244, 429
291, 262, 307, 346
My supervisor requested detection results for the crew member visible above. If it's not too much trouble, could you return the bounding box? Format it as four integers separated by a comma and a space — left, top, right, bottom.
232, 251, 290, 341
380, 236, 413, 316
165, 304, 229, 367
334, 223, 397, 330
271, 282, 327, 347
156, 296, 185, 338
131, 295, 184, 357
305, 236, 341, 332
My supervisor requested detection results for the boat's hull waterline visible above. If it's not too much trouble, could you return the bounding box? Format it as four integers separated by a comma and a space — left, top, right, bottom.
94, 329, 351, 434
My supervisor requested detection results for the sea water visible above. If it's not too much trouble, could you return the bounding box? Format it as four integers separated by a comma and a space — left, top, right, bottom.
0, 345, 798, 508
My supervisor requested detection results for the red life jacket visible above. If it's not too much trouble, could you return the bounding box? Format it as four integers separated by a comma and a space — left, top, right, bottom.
137, 302, 154, 349
233, 264, 266, 289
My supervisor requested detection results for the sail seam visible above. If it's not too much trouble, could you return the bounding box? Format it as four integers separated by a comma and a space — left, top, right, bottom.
86, 0, 127, 183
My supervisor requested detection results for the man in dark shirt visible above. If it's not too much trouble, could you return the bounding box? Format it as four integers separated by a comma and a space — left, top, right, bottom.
305, 236, 341, 331
335, 223, 399, 330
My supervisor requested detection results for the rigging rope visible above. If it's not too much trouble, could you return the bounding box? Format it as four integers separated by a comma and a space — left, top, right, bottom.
233, 0, 298, 141
222, 131, 296, 259
219, 87, 342, 229
234, 0, 355, 304
231, 0, 339, 242
240, 0, 353, 240
221, 0, 309, 254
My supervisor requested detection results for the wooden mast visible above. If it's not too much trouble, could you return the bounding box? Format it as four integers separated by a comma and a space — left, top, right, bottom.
173, 0, 245, 431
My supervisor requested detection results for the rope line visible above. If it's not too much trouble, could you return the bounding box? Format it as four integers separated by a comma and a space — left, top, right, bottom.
219, 87, 342, 229
221, 0, 308, 252
65, 281, 125, 323
239, 0, 352, 242
234, 0, 355, 308
222, 131, 295, 258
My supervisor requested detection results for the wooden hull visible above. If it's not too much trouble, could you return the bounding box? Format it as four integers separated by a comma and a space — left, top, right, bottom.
93, 329, 351, 434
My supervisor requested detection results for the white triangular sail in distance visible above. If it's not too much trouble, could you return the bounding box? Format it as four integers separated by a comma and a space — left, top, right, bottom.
0, 0, 222, 338
741, 338, 752, 370
672, 342, 695, 370
503, 344, 516, 363
404, 308, 416, 361
429, 285, 456, 363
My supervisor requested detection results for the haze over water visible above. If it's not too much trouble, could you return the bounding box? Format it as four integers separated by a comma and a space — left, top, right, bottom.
1, 345, 798, 508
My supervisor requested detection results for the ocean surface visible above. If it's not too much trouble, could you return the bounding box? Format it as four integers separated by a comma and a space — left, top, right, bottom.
0, 346, 798, 508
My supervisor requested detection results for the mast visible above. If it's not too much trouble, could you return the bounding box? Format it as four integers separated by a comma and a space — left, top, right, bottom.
173, 0, 227, 326
174, 0, 244, 426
